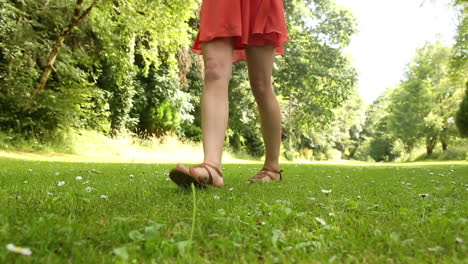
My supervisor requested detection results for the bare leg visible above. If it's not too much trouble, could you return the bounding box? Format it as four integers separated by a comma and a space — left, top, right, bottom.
246, 46, 281, 171
175, 38, 233, 186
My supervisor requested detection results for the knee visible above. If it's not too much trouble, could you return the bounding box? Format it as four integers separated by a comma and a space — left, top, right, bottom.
204, 57, 231, 83
250, 78, 274, 99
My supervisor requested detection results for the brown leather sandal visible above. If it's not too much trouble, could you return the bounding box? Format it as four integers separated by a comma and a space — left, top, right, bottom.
245, 167, 283, 184
169, 163, 224, 188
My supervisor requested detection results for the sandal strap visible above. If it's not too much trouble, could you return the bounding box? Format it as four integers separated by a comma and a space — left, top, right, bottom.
252, 167, 283, 181
189, 163, 223, 184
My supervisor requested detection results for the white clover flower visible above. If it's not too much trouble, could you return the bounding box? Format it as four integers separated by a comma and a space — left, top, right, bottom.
75, 176, 83, 181
85, 186, 93, 193
129, 174, 134, 178
100, 195, 108, 199
419, 193, 430, 199
6, 244, 32, 256
428, 246, 444, 252
321, 189, 332, 195
315, 217, 327, 226
57, 181, 66, 187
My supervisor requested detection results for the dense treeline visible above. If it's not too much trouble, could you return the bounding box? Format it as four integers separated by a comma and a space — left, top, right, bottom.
0, 0, 466, 161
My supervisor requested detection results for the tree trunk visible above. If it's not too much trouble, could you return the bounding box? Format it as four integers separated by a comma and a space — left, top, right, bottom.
22, 0, 100, 114
426, 136, 437, 156
440, 128, 448, 151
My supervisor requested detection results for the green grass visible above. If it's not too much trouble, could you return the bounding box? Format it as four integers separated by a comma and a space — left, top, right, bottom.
0, 158, 467, 263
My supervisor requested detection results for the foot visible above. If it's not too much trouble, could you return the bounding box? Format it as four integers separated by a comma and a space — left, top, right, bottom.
245, 167, 283, 184
170, 163, 224, 187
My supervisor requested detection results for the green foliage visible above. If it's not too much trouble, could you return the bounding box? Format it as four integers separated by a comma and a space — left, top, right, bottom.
455, 84, 468, 137
275, 0, 358, 159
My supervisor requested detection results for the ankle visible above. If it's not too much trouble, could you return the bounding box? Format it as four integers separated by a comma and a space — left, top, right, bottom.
203, 160, 222, 170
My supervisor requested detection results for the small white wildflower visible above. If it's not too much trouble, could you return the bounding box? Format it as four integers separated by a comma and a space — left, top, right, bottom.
23, 181, 28, 184
165, 178, 171, 181
129, 174, 134, 178
75, 176, 83, 181
100, 195, 108, 199
164, 173, 169, 176
419, 193, 429, 199
213, 195, 220, 200
315, 217, 327, 226
321, 189, 332, 195
428, 246, 444, 252
6, 244, 32, 256
229, 187, 234, 191
85, 186, 93, 193
57, 181, 66, 187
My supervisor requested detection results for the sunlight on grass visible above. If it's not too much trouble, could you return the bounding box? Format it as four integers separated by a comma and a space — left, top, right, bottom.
1, 130, 466, 166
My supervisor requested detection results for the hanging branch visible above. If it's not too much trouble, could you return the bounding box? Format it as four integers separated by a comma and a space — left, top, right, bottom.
22, 0, 100, 114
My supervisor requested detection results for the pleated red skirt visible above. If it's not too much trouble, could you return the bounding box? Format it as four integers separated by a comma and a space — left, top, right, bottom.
192, 0, 289, 62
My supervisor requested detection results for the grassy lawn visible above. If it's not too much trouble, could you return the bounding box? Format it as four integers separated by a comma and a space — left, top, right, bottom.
0, 157, 467, 263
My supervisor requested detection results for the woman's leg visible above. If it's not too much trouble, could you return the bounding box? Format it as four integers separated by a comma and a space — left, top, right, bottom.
200, 38, 233, 168
246, 46, 282, 172
175, 38, 233, 186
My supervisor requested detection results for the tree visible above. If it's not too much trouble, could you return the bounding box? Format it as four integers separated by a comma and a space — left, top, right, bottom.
21, 0, 100, 114
387, 42, 462, 156
276, 0, 358, 157
456, 83, 468, 137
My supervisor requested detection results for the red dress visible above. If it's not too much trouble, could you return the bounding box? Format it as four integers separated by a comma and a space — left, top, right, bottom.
192, 0, 289, 62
